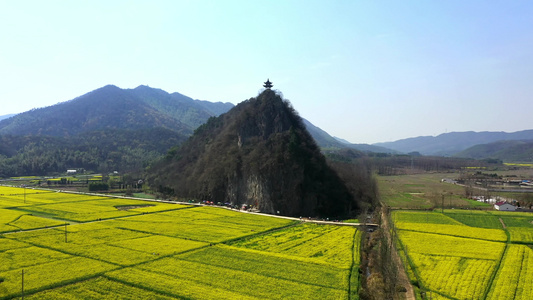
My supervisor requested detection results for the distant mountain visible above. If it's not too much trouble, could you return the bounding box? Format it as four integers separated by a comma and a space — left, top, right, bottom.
455, 140, 533, 162
375, 130, 533, 156
0, 85, 233, 137
148, 89, 360, 217
0, 114, 15, 121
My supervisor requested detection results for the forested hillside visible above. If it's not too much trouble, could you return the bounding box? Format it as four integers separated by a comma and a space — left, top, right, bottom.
0, 128, 187, 177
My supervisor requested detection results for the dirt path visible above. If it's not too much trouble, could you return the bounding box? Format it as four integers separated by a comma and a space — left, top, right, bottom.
499, 217, 507, 229
382, 209, 416, 300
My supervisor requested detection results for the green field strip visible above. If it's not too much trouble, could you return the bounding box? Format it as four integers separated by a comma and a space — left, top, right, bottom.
443, 212, 503, 229
396, 228, 506, 243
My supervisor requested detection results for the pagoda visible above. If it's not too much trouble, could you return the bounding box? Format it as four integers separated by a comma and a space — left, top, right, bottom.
263, 79, 273, 89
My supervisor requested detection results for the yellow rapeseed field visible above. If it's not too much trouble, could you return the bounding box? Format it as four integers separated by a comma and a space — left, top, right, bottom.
1, 187, 360, 299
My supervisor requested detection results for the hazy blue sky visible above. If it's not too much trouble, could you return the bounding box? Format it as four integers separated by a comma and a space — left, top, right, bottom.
1, 1, 532, 144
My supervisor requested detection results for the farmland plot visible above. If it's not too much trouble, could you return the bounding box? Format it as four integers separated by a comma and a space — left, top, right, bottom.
443, 210, 503, 229
395, 209, 533, 300
487, 244, 533, 300
110, 207, 295, 243
26, 276, 176, 300
1, 186, 359, 299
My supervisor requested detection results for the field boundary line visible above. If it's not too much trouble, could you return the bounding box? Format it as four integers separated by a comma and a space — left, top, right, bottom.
483, 222, 510, 300
347, 227, 358, 299
511, 247, 525, 300
223, 221, 302, 245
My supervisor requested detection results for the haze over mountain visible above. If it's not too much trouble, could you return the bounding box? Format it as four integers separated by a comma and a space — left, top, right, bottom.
148, 89, 364, 217
375, 130, 533, 156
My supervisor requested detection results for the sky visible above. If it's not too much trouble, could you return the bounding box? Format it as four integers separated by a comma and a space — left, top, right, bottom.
1, 0, 532, 144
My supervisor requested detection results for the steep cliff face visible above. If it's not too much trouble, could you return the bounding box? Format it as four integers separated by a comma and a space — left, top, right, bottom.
148, 89, 356, 217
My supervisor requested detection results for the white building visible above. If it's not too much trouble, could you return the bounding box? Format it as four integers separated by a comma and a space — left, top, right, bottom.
494, 201, 516, 211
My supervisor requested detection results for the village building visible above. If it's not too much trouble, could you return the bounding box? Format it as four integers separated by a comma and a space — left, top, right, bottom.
494, 201, 517, 211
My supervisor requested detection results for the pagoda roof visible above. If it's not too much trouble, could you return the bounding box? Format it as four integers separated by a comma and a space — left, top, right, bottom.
263, 79, 273, 88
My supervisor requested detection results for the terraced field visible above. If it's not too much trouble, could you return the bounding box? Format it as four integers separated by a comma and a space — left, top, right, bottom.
393, 209, 533, 299
0, 186, 362, 299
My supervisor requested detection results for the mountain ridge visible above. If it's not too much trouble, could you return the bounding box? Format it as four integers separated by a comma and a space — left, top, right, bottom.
0, 84, 391, 153
455, 139, 533, 162
0, 85, 233, 137
374, 130, 533, 156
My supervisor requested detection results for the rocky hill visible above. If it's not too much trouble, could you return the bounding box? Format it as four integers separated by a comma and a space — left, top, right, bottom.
148, 89, 357, 218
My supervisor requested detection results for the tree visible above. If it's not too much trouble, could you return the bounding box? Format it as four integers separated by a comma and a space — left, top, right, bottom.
519, 193, 533, 209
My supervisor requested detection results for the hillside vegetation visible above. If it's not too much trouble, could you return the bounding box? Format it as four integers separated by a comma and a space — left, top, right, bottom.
0, 85, 233, 176
0, 128, 187, 176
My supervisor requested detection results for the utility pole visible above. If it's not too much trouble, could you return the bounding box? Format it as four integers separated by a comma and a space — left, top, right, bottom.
64, 223, 68, 243
24, 186, 26, 204
21, 269, 24, 300
441, 194, 444, 213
